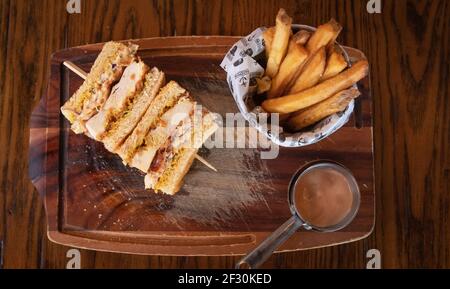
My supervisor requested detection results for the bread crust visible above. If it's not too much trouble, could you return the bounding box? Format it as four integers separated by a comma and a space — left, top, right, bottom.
155, 148, 198, 195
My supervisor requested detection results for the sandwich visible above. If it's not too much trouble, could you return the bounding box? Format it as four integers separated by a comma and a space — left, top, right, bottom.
61, 41, 138, 134
86, 59, 149, 140
102, 67, 165, 152
144, 108, 218, 195
61, 42, 218, 195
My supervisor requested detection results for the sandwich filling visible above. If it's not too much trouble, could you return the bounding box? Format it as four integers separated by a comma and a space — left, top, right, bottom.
86, 60, 148, 140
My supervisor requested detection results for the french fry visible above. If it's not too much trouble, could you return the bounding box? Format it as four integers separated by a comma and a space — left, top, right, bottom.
287, 87, 360, 131
256, 76, 272, 94
261, 60, 369, 113
306, 18, 342, 54
263, 27, 275, 59
265, 8, 292, 78
321, 47, 347, 81
293, 30, 311, 45
267, 41, 308, 98
287, 46, 326, 94
278, 113, 291, 125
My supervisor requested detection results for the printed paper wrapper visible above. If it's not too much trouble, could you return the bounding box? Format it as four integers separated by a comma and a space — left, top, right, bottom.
220, 26, 354, 147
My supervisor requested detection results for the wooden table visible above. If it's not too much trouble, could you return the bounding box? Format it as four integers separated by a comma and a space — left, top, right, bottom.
0, 0, 448, 268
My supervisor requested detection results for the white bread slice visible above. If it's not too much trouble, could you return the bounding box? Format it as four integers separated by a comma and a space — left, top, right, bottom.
129, 97, 195, 172
117, 81, 186, 164
102, 67, 165, 152
62, 41, 137, 133
86, 60, 149, 140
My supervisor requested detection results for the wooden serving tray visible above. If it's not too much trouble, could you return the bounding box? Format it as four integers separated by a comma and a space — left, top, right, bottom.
29, 36, 374, 256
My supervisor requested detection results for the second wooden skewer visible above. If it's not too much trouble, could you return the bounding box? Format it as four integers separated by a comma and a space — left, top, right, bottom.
63, 61, 217, 172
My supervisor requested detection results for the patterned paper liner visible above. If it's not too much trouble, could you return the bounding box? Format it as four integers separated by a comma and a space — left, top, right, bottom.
220, 24, 355, 147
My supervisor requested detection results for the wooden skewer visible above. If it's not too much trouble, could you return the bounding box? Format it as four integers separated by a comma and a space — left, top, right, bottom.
63, 61, 218, 172
63, 61, 88, 78
193, 154, 217, 172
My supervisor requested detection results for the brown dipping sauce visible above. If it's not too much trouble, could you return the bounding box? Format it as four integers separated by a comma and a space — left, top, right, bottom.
294, 167, 354, 228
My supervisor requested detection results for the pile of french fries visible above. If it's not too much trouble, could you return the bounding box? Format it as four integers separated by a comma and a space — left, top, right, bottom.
259, 9, 369, 132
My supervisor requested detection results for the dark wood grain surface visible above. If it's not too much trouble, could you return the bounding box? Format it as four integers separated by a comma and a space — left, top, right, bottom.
1, 0, 449, 268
